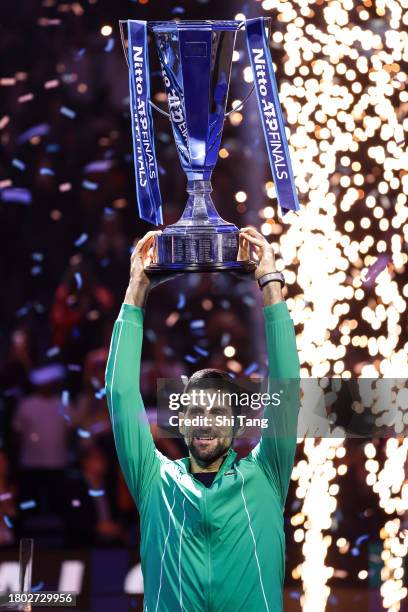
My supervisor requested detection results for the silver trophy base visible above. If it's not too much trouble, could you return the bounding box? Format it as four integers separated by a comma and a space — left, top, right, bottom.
145, 231, 256, 274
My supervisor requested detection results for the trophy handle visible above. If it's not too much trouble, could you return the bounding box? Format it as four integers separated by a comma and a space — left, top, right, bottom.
225, 15, 271, 117
224, 84, 255, 116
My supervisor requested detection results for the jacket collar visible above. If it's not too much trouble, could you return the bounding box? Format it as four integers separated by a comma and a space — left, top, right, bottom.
178, 447, 237, 483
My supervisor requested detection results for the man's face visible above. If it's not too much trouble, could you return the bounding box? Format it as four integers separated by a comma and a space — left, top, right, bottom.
179, 386, 235, 467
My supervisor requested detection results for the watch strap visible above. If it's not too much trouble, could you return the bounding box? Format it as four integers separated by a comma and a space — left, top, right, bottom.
257, 271, 285, 289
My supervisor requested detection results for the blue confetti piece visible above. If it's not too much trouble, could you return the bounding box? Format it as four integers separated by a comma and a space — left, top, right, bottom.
32, 252, 44, 261
355, 534, 369, 546
46, 346, 60, 357
82, 179, 98, 190
18, 123, 50, 144
242, 295, 255, 307
104, 37, 115, 52
16, 305, 29, 317
31, 266, 42, 276
77, 428, 91, 438
194, 346, 209, 357
84, 160, 113, 173
12, 158, 26, 171
100, 257, 110, 267
185, 355, 198, 364
88, 489, 105, 497
351, 547, 360, 557
39, 167, 55, 176
244, 363, 259, 376
289, 591, 301, 600
146, 329, 157, 342
163, 346, 174, 357
60, 106, 76, 119
220, 300, 230, 309
221, 333, 231, 347
67, 364, 82, 372
74, 233, 88, 247
172, 6, 186, 15
32, 582, 44, 593
3, 515, 13, 528
46, 144, 60, 153
190, 320, 204, 329
177, 294, 186, 309
75, 272, 82, 289
0, 188, 32, 205
20, 499, 36, 510
95, 388, 106, 400
74, 48, 86, 59
362, 255, 389, 287
61, 390, 69, 406
104, 207, 114, 216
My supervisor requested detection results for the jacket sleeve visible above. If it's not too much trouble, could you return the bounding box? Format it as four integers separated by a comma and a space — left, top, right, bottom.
105, 303, 161, 507
250, 300, 300, 506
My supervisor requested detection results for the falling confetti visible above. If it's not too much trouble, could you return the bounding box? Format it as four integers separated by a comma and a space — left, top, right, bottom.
88, 489, 105, 497
74, 233, 88, 247
82, 179, 98, 190
20, 500, 37, 510
75, 272, 82, 289
77, 428, 91, 438
177, 294, 186, 309
190, 320, 205, 329
60, 106, 76, 119
0, 188, 32, 205
12, 159, 26, 171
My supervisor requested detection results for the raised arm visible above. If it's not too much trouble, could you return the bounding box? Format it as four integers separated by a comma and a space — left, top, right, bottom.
240, 227, 300, 506
105, 231, 163, 507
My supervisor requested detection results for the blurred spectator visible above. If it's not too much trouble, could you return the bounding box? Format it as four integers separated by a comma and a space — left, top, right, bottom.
64, 445, 126, 547
50, 257, 114, 353
12, 364, 71, 518
0, 449, 17, 547
141, 336, 186, 405
74, 347, 112, 453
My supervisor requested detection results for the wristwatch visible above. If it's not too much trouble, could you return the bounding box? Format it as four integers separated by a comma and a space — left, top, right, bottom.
257, 271, 285, 290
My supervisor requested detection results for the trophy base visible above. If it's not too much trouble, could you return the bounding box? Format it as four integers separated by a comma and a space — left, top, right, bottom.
145, 260, 257, 274
145, 230, 257, 275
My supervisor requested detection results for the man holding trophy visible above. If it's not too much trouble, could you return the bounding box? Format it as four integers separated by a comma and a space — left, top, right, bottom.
105, 227, 300, 611
106, 16, 301, 610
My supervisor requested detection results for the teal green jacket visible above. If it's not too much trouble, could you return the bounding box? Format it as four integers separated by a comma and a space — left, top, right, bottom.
105, 301, 300, 612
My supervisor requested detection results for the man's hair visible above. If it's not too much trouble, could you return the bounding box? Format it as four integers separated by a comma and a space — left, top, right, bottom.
182, 368, 242, 416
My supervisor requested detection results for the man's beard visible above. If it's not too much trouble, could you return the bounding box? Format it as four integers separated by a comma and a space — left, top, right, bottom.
187, 436, 231, 467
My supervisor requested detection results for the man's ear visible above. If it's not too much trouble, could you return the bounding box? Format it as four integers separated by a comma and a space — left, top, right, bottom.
178, 411, 186, 436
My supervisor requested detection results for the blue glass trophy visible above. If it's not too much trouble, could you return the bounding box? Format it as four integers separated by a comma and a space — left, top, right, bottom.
120, 19, 299, 273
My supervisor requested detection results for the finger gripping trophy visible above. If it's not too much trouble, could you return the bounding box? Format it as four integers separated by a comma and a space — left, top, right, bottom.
120, 18, 299, 273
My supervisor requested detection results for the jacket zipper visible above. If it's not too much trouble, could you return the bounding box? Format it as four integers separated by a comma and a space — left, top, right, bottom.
203, 489, 212, 612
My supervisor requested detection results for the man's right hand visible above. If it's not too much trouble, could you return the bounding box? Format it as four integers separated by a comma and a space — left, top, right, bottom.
124, 230, 162, 307
124, 230, 184, 307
